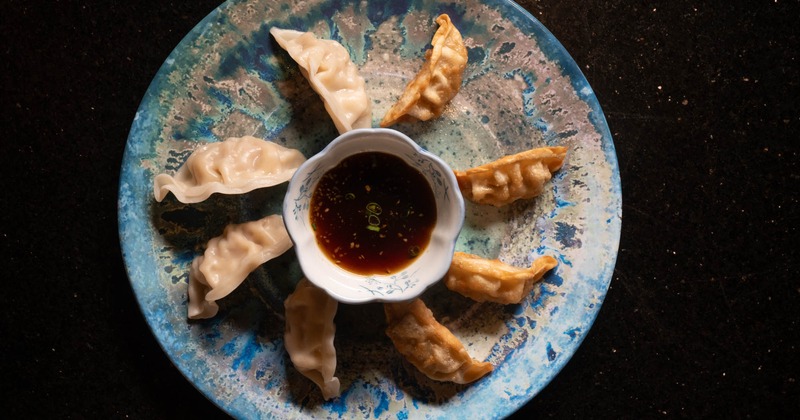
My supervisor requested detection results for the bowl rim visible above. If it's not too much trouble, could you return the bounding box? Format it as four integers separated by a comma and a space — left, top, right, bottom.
282, 127, 465, 304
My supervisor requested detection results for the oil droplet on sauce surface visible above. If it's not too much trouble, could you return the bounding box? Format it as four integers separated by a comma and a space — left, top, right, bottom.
310, 152, 437, 275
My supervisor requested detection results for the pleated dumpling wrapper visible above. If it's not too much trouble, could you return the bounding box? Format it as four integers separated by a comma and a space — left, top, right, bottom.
270, 27, 372, 134
384, 298, 493, 384
284, 278, 340, 400
187, 215, 292, 319
455, 146, 567, 207
380, 14, 468, 127
445, 252, 558, 304
153, 136, 306, 203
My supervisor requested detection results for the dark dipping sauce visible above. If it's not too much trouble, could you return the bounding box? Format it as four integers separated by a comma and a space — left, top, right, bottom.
310, 151, 437, 275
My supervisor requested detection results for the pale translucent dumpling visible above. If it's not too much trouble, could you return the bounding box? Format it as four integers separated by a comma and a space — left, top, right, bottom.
187, 215, 292, 319
380, 14, 468, 127
445, 252, 558, 304
284, 278, 340, 400
454, 146, 567, 207
270, 28, 372, 134
154, 136, 306, 203
384, 298, 493, 384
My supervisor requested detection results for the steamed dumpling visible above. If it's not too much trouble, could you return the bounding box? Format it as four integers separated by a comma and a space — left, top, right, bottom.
445, 252, 558, 304
271, 28, 372, 134
454, 146, 567, 207
380, 14, 468, 127
284, 278, 340, 400
187, 214, 292, 319
384, 298, 493, 384
154, 136, 306, 203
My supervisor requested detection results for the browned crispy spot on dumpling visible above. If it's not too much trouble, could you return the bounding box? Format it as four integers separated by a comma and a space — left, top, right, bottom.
380, 14, 468, 127
384, 298, 493, 384
445, 252, 558, 304
454, 146, 567, 207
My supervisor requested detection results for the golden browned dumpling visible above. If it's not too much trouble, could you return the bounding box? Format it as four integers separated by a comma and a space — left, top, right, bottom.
445, 252, 558, 304
380, 14, 468, 127
384, 298, 493, 384
454, 146, 567, 206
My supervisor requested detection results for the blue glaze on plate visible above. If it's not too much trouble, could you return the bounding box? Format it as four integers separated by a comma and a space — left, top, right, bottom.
119, 0, 621, 418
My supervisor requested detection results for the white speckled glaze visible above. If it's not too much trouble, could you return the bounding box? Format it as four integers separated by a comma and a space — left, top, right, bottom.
118, 0, 621, 418
283, 128, 464, 304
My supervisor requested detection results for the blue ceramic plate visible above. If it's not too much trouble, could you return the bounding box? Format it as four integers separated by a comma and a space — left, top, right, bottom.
118, 0, 621, 418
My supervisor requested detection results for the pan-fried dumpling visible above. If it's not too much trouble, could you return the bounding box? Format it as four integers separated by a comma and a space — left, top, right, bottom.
284, 278, 340, 400
454, 146, 567, 207
380, 14, 468, 127
270, 28, 372, 134
445, 252, 558, 304
154, 136, 306, 203
187, 215, 292, 319
384, 298, 493, 384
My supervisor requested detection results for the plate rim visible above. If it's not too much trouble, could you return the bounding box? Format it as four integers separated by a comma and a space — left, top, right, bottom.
118, 0, 622, 418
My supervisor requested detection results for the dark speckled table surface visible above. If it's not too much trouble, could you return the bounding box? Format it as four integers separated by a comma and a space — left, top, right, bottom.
2, 0, 797, 417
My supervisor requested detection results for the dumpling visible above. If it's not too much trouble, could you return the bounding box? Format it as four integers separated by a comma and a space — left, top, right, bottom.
187, 257, 219, 319
270, 28, 372, 134
380, 14, 468, 127
154, 136, 306, 203
445, 252, 558, 304
187, 214, 292, 319
454, 146, 567, 207
384, 298, 493, 384
284, 278, 340, 400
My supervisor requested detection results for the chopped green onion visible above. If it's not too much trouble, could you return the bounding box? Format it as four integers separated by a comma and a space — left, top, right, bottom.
367, 225, 381, 232
366, 202, 382, 215
408, 245, 420, 258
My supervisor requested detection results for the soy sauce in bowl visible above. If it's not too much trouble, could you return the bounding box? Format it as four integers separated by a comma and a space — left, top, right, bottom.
310, 152, 437, 275
283, 127, 464, 304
